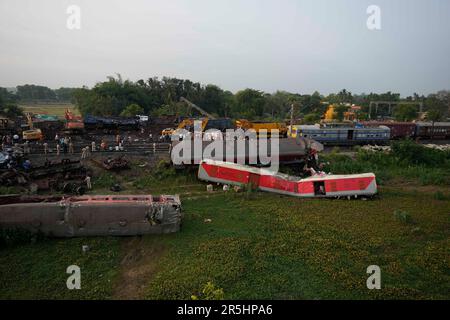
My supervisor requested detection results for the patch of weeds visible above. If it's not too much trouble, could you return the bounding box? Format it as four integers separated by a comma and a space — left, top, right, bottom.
433, 191, 447, 201
0, 228, 47, 248
394, 210, 414, 224
93, 173, 117, 189
244, 182, 257, 199
153, 160, 176, 180
191, 281, 225, 300
0, 186, 21, 195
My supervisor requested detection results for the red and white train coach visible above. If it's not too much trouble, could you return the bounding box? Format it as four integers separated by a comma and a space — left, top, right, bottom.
198, 159, 377, 198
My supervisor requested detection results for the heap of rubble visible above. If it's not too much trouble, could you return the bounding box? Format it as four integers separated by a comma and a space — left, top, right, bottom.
102, 156, 130, 170
422, 144, 450, 152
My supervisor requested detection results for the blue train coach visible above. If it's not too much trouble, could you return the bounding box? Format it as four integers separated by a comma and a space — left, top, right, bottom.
293, 125, 390, 145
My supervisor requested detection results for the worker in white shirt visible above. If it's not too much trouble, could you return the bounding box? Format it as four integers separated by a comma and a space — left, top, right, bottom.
84, 175, 92, 190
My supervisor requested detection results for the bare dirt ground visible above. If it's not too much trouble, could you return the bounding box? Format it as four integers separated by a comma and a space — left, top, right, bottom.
112, 237, 166, 300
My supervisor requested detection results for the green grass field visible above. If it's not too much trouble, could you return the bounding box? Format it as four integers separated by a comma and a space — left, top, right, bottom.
0, 167, 449, 299
1, 146, 449, 300
19, 103, 80, 119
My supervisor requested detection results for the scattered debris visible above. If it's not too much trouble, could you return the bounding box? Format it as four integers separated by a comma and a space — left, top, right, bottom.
206, 184, 214, 193
110, 183, 122, 192
63, 181, 86, 195
204, 218, 212, 223
362, 143, 450, 153
103, 156, 130, 171
82, 245, 90, 253
233, 186, 242, 193
223, 185, 230, 191
422, 144, 450, 152
361, 145, 391, 153
0, 159, 89, 194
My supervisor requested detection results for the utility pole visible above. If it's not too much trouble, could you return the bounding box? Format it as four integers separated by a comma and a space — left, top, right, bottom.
290, 103, 295, 136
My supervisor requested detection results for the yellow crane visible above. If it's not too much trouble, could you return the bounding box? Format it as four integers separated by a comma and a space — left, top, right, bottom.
22, 113, 43, 141
161, 97, 214, 137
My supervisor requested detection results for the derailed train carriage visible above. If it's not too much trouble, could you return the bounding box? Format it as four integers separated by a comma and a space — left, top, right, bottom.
0, 194, 182, 237
83, 115, 140, 131
198, 159, 377, 199
170, 137, 324, 167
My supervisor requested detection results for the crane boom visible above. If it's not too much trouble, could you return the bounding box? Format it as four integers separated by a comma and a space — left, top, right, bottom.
26, 112, 34, 129
180, 97, 216, 120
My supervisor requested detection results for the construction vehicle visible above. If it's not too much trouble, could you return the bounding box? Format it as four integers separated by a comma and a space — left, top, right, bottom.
235, 120, 288, 137
161, 118, 209, 140
160, 98, 215, 138
22, 113, 43, 141
179, 97, 216, 120
64, 108, 85, 133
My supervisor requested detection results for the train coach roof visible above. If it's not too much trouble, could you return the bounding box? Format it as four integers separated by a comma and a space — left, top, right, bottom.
296, 125, 390, 131
415, 122, 450, 127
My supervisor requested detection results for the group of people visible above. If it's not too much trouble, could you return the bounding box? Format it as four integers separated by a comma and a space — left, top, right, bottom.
1, 134, 21, 146
50, 134, 75, 155
0, 131, 147, 192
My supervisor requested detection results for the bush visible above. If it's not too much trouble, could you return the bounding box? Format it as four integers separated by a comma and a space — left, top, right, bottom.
393, 210, 414, 224
93, 173, 117, 189
321, 143, 450, 186
191, 281, 225, 300
153, 160, 176, 180
391, 140, 448, 166
433, 191, 446, 201
0, 228, 46, 247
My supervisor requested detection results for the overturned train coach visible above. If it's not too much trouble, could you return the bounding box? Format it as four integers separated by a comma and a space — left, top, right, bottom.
198, 159, 377, 198
0, 194, 182, 237
171, 137, 324, 167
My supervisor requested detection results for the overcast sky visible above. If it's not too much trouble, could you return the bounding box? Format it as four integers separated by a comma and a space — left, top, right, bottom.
0, 0, 449, 96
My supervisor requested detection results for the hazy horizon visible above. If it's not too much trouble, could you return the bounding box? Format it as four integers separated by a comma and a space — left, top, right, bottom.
1, 0, 449, 97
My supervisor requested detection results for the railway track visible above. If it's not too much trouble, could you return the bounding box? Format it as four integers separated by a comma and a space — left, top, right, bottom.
21, 142, 171, 155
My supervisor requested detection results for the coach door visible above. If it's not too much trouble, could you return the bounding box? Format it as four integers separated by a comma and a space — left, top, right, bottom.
347, 130, 354, 140
248, 173, 260, 190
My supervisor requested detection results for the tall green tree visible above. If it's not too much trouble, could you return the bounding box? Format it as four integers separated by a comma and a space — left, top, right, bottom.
334, 104, 348, 121
17, 84, 56, 100
233, 89, 265, 118
0, 87, 23, 117
394, 104, 417, 121
120, 104, 144, 117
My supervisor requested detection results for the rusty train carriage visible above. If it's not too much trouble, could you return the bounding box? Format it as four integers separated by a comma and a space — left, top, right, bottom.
0, 194, 182, 237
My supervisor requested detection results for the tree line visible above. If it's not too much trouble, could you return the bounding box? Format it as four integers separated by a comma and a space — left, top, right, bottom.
1, 75, 449, 122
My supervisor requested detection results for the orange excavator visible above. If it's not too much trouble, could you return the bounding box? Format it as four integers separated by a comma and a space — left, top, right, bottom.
64, 109, 85, 133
